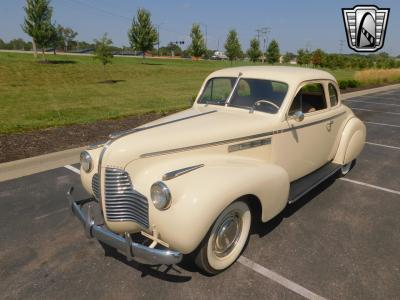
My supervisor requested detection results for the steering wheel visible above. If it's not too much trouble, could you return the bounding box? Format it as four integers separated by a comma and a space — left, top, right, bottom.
250, 99, 280, 113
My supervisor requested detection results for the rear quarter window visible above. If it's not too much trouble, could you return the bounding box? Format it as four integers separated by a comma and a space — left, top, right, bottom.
328, 83, 339, 107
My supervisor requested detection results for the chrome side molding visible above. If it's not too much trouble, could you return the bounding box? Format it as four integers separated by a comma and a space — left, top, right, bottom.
162, 164, 205, 181
228, 138, 271, 152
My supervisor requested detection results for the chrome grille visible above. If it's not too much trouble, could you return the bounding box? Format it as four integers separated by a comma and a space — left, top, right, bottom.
104, 168, 149, 228
91, 173, 100, 201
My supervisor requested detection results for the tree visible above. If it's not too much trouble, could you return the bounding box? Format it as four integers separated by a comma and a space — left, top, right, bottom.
48, 24, 63, 54
188, 23, 206, 58
94, 33, 114, 79
22, 0, 55, 59
8, 39, 27, 50
282, 52, 295, 64
224, 29, 242, 64
296, 49, 311, 65
128, 8, 158, 60
166, 42, 182, 56
247, 38, 262, 62
266, 39, 280, 64
56, 25, 77, 52
311, 48, 325, 66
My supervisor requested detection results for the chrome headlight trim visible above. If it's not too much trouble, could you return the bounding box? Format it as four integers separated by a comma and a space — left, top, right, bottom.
80, 151, 93, 173
150, 181, 171, 210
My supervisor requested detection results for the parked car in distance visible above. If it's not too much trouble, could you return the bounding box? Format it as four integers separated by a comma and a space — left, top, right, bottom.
68, 66, 366, 274
211, 51, 228, 60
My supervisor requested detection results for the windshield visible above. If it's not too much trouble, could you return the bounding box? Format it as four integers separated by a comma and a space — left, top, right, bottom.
198, 77, 289, 113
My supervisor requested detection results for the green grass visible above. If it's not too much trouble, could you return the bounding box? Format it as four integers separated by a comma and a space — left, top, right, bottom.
0, 52, 355, 134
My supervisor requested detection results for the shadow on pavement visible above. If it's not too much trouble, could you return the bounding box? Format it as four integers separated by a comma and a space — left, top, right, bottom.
252, 176, 337, 238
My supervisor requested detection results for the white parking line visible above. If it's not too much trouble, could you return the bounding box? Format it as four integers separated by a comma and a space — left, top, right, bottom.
351, 108, 400, 115
358, 95, 400, 101
339, 178, 400, 196
379, 91, 400, 96
365, 142, 400, 150
365, 121, 400, 128
238, 256, 327, 300
64, 165, 80, 174
34, 207, 69, 220
347, 99, 400, 107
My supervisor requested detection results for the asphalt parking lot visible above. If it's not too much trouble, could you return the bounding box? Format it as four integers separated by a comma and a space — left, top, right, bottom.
1, 89, 399, 300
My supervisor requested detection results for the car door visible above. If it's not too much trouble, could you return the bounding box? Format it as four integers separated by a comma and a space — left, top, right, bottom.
272, 81, 339, 181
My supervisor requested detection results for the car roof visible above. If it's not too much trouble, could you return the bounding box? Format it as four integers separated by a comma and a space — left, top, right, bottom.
207, 66, 336, 85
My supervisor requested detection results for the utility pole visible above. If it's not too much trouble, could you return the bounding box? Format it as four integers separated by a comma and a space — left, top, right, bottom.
255, 27, 271, 63
305, 40, 312, 52
256, 29, 262, 43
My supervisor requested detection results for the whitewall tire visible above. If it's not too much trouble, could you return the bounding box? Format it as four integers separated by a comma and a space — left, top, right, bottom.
195, 201, 251, 274
340, 159, 356, 176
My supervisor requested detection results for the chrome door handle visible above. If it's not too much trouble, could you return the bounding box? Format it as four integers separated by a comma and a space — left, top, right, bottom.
326, 120, 334, 131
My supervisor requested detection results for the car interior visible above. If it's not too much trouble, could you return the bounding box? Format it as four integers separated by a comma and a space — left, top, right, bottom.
289, 83, 327, 115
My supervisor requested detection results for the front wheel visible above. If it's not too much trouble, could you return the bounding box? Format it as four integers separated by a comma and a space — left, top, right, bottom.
195, 201, 251, 275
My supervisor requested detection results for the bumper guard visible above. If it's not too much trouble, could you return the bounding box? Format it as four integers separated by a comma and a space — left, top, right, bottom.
67, 187, 182, 265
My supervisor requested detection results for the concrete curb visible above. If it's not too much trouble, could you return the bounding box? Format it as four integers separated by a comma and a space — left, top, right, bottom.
1, 83, 399, 182
342, 83, 400, 100
0, 147, 85, 182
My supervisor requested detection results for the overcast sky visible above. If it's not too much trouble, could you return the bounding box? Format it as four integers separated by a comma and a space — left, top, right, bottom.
1, 0, 399, 55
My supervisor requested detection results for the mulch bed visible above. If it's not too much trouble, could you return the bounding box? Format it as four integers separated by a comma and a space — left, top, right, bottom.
1, 83, 398, 164
0, 112, 171, 163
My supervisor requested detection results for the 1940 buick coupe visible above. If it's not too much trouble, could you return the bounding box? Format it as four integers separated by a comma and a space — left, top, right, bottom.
68, 66, 366, 274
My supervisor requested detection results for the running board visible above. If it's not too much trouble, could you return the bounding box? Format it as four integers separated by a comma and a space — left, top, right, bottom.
288, 163, 341, 204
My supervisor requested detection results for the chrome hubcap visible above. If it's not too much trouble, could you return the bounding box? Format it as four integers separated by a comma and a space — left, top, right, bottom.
213, 212, 242, 257
341, 162, 352, 174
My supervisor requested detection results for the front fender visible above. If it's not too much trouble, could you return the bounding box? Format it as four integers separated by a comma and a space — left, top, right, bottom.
128, 157, 289, 254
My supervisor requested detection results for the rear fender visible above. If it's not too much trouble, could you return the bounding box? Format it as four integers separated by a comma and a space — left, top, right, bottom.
333, 117, 366, 165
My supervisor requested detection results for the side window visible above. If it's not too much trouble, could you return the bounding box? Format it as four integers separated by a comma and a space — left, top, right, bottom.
328, 83, 338, 107
289, 83, 327, 115
198, 78, 234, 105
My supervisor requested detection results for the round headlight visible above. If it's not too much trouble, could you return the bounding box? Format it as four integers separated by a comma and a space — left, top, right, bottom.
80, 151, 93, 173
150, 181, 171, 210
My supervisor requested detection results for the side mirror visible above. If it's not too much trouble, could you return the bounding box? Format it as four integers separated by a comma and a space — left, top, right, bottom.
292, 111, 304, 122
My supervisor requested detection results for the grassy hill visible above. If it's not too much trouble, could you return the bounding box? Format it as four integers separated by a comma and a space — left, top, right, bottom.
0, 52, 356, 134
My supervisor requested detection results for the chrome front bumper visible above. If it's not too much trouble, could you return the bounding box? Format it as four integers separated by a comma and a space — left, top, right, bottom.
67, 187, 182, 265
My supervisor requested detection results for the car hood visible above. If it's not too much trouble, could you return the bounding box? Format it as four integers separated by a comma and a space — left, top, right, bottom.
100, 106, 279, 169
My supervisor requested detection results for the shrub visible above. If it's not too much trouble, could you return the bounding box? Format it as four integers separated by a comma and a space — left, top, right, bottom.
338, 80, 348, 90
347, 79, 359, 88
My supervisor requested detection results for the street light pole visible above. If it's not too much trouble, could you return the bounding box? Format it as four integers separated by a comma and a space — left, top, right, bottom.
157, 24, 160, 56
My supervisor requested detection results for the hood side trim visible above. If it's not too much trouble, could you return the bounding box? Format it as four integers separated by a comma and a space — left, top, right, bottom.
162, 164, 205, 181
109, 110, 217, 139
140, 131, 274, 158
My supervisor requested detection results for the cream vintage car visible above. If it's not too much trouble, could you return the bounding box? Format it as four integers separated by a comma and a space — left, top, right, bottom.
68, 66, 366, 274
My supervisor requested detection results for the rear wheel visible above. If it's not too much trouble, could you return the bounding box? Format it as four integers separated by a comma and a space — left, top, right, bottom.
195, 201, 251, 275
340, 159, 356, 176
